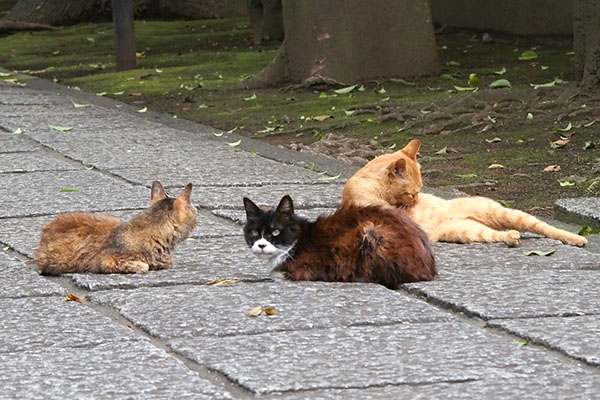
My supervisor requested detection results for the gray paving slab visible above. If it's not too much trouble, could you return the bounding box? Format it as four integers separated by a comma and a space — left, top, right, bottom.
489, 315, 600, 366
0, 251, 65, 299
433, 237, 600, 271
213, 207, 337, 225
0, 151, 78, 173
88, 282, 452, 339
194, 183, 344, 209
270, 371, 600, 400
404, 267, 600, 320
0, 131, 40, 152
0, 88, 70, 105
0, 296, 143, 353
0, 210, 240, 258
110, 155, 327, 186
169, 322, 596, 394
0, 108, 140, 134
0, 341, 226, 400
0, 170, 149, 218
68, 236, 269, 291
555, 197, 600, 230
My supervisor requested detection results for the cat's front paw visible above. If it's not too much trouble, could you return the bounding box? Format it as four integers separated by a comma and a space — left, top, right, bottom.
125, 261, 150, 274
504, 230, 521, 247
270, 269, 288, 281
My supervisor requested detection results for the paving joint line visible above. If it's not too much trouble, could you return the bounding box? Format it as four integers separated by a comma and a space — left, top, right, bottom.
36, 275, 256, 399
396, 285, 600, 371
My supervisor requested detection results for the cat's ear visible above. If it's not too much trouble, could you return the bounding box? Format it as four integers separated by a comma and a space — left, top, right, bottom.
387, 158, 407, 178
401, 139, 420, 159
174, 183, 193, 209
276, 195, 294, 215
243, 197, 261, 219
151, 181, 168, 204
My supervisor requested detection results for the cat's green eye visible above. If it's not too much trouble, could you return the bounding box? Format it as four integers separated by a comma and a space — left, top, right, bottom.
272, 229, 280, 236
251, 230, 259, 236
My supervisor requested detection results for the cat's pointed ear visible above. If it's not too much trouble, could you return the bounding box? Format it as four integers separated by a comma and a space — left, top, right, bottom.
276, 195, 294, 215
175, 183, 193, 209
243, 197, 261, 219
401, 139, 420, 159
387, 158, 407, 178
151, 181, 168, 204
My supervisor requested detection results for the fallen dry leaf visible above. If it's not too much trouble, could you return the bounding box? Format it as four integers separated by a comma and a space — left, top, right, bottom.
543, 165, 561, 172
488, 163, 505, 169
313, 115, 332, 122
247, 306, 263, 317
551, 139, 569, 149
263, 307, 279, 316
62, 294, 82, 303
204, 279, 240, 286
485, 137, 502, 143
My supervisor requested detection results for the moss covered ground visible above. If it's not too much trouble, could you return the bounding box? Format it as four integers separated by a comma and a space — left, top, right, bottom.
1, 18, 598, 216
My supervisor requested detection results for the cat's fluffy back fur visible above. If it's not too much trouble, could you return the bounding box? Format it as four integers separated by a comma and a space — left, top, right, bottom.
35, 182, 198, 275
342, 139, 423, 208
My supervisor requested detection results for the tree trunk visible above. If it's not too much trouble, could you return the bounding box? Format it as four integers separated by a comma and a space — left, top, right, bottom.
112, 0, 136, 71
574, 0, 600, 90
247, 0, 284, 46
5, 0, 105, 26
247, 0, 440, 88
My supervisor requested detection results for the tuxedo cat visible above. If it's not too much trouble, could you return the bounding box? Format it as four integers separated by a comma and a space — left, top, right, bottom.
243, 195, 436, 288
35, 181, 198, 275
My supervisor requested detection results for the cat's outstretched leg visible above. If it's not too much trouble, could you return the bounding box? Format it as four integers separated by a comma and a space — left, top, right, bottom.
437, 219, 521, 247
99, 254, 150, 274
470, 197, 587, 247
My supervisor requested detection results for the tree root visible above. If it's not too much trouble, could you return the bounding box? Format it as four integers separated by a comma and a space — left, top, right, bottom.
0, 19, 60, 33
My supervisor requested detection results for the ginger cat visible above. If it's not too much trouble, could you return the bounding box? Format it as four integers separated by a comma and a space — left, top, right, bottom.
342, 139, 587, 247
35, 181, 198, 275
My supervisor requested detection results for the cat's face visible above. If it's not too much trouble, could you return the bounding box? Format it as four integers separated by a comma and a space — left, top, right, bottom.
243, 195, 301, 264
383, 140, 423, 207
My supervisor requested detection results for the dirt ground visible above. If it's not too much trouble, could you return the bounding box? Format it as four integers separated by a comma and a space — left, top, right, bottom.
1, 20, 598, 217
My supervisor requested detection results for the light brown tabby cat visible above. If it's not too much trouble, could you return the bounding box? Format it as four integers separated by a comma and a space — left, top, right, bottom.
342, 139, 587, 247
35, 181, 198, 275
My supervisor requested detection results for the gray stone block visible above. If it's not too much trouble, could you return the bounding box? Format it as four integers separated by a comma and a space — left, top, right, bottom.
194, 183, 344, 209
169, 323, 596, 394
68, 236, 270, 291
0, 210, 240, 258
213, 207, 337, 225
272, 371, 600, 399
88, 281, 452, 338
0, 170, 149, 217
433, 237, 600, 271
0, 251, 65, 298
0, 152, 78, 173
555, 197, 600, 230
0, 341, 225, 400
0, 296, 142, 353
489, 315, 600, 366
0, 132, 39, 152
405, 268, 600, 319
111, 153, 326, 187
0, 89, 70, 105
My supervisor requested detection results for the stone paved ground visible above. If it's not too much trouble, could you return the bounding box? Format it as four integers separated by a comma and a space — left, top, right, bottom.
1, 76, 599, 399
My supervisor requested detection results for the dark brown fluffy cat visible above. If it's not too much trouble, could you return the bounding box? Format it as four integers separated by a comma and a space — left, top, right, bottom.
35, 181, 198, 275
243, 195, 436, 288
